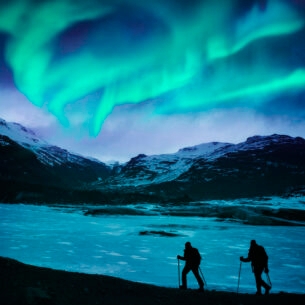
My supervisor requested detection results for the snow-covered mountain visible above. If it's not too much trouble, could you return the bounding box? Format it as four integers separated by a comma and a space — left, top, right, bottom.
95, 134, 305, 201
0, 118, 48, 146
0, 118, 111, 202
98, 142, 232, 186
1, 118, 305, 203
0, 118, 105, 167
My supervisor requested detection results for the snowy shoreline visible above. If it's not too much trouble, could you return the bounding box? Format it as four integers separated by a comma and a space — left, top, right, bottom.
40, 196, 305, 226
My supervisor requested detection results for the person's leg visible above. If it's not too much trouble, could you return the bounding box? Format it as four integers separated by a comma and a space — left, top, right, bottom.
181, 265, 191, 289
192, 267, 204, 290
260, 276, 271, 294
255, 268, 271, 295
254, 270, 263, 295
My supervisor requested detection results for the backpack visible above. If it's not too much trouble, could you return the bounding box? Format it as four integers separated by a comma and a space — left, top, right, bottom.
256, 245, 268, 265
191, 247, 202, 265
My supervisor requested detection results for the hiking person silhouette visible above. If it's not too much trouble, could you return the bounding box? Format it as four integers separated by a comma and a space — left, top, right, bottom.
240, 240, 271, 295
177, 241, 204, 291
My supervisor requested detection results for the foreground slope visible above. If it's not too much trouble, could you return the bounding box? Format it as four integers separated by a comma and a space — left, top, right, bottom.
0, 257, 304, 305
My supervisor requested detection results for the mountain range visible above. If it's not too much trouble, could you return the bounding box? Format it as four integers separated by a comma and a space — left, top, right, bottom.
1, 118, 305, 204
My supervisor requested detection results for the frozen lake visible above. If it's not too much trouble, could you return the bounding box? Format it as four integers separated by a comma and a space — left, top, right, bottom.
0, 203, 305, 294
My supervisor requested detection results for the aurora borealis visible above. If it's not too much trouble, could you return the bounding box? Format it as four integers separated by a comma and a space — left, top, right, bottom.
1, 0, 305, 161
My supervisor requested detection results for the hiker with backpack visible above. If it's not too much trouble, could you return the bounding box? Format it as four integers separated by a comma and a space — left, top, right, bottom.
177, 241, 204, 291
240, 240, 271, 295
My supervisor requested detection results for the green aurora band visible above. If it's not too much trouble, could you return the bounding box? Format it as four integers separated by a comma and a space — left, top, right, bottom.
0, 0, 304, 135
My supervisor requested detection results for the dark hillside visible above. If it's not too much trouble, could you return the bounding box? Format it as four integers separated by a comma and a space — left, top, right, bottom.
1, 257, 304, 305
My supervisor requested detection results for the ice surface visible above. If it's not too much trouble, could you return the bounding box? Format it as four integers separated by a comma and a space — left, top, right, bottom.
0, 203, 304, 294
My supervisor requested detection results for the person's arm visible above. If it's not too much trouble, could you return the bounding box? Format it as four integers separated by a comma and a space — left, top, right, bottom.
177, 249, 187, 261
240, 256, 250, 262
177, 255, 186, 261
240, 248, 252, 262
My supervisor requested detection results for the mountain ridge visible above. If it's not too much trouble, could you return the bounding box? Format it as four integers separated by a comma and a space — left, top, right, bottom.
1, 118, 305, 203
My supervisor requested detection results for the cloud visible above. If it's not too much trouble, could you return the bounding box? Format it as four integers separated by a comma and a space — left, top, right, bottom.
0, 89, 55, 128
35, 105, 305, 162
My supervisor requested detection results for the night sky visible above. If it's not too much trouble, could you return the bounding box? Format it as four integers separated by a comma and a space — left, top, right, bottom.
1, 0, 305, 162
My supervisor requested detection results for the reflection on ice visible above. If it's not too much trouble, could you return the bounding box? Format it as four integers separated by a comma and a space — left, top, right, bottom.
108, 251, 123, 257
57, 241, 73, 245
131, 255, 148, 260
0, 203, 305, 294
283, 264, 303, 269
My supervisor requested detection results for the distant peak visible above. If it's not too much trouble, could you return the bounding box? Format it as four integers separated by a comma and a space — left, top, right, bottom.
0, 118, 8, 127
128, 154, 147, 164
0, 117, 47, 147
16, 122, 36, 133
245, 134, 300, 144
178, 142, 224, 152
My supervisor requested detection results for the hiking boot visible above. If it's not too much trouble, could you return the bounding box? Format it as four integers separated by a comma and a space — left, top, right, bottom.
255, 291, 262, 296
179, 285, 187, 290
265, 285, 271, 295
198, 286, 204, 292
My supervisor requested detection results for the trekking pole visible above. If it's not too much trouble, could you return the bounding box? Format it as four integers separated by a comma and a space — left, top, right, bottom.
178, 258, 181, 288
199, 266, 207, 287
266, 273, 272, 287
237, 261, 242, 294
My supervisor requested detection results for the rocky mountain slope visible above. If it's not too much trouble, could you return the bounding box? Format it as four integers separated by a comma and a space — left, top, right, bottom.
1, 118, 305, 203
94, 134, 305, 201
0, 118, 111, 202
